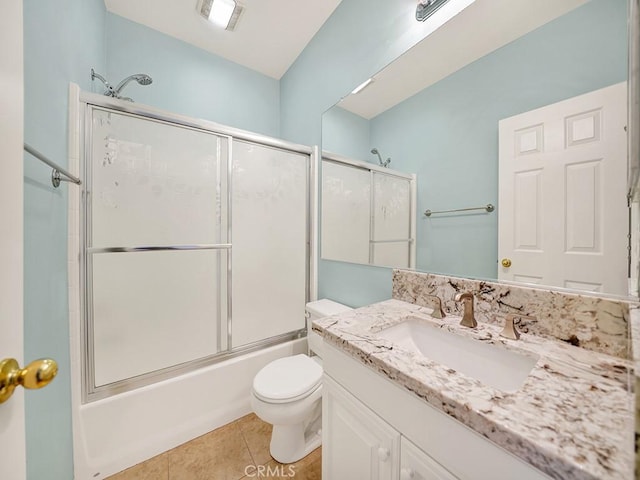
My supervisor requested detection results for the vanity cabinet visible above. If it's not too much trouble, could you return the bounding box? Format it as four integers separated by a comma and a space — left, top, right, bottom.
322, 341, 551, 480
324, 374, 457, 480
323, 374, 399, 480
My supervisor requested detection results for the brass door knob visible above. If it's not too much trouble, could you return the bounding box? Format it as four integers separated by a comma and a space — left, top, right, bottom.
501, 258, 512, 268
0, 358, 58, 404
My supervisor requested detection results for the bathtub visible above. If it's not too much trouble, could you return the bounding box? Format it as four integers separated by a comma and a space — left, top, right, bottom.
70, 337, 306, 479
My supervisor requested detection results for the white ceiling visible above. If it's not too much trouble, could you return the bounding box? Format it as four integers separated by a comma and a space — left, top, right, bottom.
339, 0, 588, 119
104, 0, 343, 79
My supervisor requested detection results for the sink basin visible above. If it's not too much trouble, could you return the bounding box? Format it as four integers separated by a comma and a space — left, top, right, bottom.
377, 319, 538, 392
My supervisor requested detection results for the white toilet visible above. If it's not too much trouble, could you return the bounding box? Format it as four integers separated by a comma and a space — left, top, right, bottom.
251, 299, 352, 464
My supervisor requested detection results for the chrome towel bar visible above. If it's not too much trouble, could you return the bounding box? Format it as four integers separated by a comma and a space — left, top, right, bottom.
424, 203, 494, 217
87, 244, 232, 254
24, 143, 82, 188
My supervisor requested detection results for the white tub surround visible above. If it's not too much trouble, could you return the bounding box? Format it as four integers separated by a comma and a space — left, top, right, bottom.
392, 270, 633, 359
313, 299, 634, 480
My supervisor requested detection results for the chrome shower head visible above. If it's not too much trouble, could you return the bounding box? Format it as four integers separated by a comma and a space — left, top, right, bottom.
370, 148, 391, 168
114, 74, 153, 95
90, 69, 152, 101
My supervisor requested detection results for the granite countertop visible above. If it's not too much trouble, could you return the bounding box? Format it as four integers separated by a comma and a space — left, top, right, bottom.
313, 299, 634, 480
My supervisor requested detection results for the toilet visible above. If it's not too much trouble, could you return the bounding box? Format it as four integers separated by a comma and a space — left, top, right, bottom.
251, 299, 352, 464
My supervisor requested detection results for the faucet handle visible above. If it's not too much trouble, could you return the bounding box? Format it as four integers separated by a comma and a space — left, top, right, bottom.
500, 313, 536, 340
424, 294, 446, 319
500, 314, 520, 340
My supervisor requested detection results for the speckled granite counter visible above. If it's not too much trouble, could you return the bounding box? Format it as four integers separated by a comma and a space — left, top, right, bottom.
313, 299, 634, 480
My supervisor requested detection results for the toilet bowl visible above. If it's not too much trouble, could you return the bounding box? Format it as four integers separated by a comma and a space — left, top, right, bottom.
250, 299, 352, 464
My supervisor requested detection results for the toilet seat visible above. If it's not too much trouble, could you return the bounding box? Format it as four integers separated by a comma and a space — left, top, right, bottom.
253, 354, 322, 404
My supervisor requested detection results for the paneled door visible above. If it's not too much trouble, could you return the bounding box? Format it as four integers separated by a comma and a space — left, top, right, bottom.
0, 1, 26, 479
498, 82, 628, 295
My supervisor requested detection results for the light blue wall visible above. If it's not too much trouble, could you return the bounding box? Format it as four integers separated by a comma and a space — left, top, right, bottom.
106, 14, 280, 138
322, 106, 371, 161
23, 0, 106, 478
281, 0, 447, 307
370, 0, 627, 279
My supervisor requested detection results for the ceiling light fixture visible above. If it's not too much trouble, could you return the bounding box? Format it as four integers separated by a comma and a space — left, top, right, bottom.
351, 78, 374, 95
198, 0, 244, 31
416, 0, 450, 22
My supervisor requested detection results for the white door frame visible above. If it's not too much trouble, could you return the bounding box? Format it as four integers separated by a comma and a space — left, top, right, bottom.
0, 0, 26, 479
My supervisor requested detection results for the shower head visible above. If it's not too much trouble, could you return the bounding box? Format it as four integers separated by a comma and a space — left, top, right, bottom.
371, 148, 391, 168
90, 69, 152, 101
114, 74, 153, 96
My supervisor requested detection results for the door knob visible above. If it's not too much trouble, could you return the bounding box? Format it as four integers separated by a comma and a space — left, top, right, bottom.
0, 357, 58, 404
501, 258, 512, 268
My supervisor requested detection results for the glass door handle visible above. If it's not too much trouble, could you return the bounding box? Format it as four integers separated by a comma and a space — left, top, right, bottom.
0, 357, 58, 404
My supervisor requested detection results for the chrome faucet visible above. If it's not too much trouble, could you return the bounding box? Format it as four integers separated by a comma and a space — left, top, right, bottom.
454, 292, 477, 328
424, 294, 446, 319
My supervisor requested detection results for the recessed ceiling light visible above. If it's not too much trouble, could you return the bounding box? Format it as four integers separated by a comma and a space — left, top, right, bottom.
198, 0, 244, 31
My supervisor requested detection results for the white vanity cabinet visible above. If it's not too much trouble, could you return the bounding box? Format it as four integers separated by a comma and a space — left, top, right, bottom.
322, 342, 552, 480
323, 374, 399, 480
324, 373, 458, 480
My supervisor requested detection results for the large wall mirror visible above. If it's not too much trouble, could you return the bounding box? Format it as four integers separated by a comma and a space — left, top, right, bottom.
321, 0, 632, 297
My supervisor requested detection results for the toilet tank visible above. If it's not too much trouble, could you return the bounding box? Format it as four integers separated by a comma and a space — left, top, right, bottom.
305, 299, 352, 357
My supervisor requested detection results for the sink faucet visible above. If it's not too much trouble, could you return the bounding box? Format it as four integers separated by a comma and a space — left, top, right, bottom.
424, 294, 446, 319
454, 292, 477, 328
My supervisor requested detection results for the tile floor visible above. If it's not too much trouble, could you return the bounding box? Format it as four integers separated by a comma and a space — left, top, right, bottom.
106, 413, 321, 480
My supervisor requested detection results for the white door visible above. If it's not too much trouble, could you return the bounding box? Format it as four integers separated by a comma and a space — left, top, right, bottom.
0, 1, 26, 479
498, 83, 628, 295
322, 375, 400, 480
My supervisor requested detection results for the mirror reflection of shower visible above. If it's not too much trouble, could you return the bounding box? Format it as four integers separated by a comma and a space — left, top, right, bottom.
371, 148, 391, 168
90, 68, 153, 102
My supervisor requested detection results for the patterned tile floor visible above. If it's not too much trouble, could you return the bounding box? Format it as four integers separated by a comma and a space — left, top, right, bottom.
106, 413, 321, 480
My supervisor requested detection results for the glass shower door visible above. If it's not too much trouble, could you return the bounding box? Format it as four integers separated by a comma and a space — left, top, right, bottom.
231, 140, 309, 348
87, 107, 229, 390
371, 172, 412, 268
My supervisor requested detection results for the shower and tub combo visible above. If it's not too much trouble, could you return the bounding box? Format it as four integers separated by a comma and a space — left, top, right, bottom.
67, 82, 325, 478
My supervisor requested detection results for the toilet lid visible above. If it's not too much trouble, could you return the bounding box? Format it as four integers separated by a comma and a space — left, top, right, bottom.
253, 354, 323, 402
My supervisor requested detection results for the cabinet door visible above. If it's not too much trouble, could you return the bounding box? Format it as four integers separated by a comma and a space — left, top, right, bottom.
323, 376, 400, 480
400, 437, 458, 480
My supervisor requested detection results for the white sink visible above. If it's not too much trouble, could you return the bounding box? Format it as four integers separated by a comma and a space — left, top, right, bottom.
377, 319, 538, 392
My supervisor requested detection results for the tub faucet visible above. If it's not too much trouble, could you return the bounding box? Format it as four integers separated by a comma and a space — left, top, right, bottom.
454, 292, 477, 328
424, 294, 446, 319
